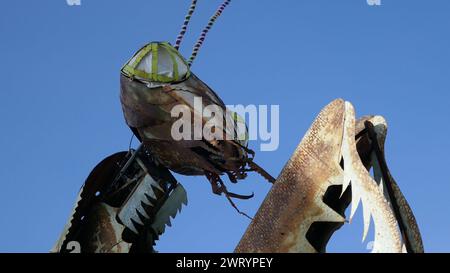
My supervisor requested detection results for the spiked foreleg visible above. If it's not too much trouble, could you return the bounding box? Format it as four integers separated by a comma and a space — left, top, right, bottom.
235, 99, 424, 253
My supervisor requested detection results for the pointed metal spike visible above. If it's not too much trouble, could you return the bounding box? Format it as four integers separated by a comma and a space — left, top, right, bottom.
169, 209, 178, 219
158, 226, 166, 234
128, 225, 138, 235
349, 177, 362, 222
132, 210, 144, 226
127, 219, 139, 234
151, 183, 187, 237
141, 195, 152, 206
149, 179, 164, 192
362, 202, 372, 242
378, 177, 384, 194
146, 180, 157, 200
145, 191, 157, 203
118, 209, 137, 234
155, 218, 167, 234
402, 244, 407, 253
137, 202, 150, 220
151, 186, 165, 198
141, 198, 153, 208
341, 175, 351, 198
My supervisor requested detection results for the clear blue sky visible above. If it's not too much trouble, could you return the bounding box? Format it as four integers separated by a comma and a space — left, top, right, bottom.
0, 0, 449, 253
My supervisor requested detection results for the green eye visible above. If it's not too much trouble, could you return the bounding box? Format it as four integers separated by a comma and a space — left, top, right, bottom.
121, 42, 191, 83
232, 111, 249, 147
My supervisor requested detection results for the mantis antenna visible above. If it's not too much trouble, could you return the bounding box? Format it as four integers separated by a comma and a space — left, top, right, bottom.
188, 0, 232, 66
173, 0, 232, 66
174, 0, 198, 50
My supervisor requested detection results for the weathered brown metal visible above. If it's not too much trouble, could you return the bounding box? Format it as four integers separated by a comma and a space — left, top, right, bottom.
341, 103, 402, 252
120, 43, 274, 207
70, 203, 131, 253
235, 99, 424, 253
121, 70, 251, 179
352, 116, 423, 252
364, 119, 424, 253
52, 147, 187, 253
236, 99, 347, 253
51, 152, 130, 253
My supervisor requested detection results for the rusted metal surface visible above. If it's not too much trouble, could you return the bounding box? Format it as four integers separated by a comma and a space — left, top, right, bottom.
121, 71, 252, 180
235, 99, 347, 253
52, 146, 187, 253
51, 152, 130, 253
364, 118, 424, 253
340, 103, 402, 253
352, 115, 423, 252
74, 203, 131, 253
120, 44, 275, 208
235, 99, 424, 253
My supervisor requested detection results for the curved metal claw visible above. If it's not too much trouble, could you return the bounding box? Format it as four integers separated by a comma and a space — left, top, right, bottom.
235, 99, 424, 253
226, 191, 255, 200
363, 118, 424, 253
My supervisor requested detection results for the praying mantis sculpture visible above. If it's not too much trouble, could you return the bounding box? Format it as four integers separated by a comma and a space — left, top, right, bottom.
52, 98, 423, 253
52, 0, 423, 253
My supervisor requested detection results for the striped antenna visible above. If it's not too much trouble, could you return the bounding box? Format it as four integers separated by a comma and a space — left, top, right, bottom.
188, 0, 231, 66
174, 0, 198, 51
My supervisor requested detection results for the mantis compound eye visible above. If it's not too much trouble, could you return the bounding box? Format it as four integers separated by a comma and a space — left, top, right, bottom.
225, 109, 249, 148
121, 42, 191, 84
